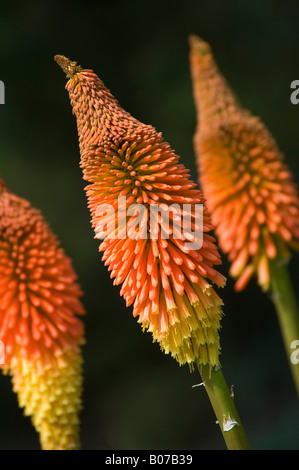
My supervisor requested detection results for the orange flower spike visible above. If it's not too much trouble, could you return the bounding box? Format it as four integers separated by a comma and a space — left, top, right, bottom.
189, 35, 299, 292
55, 54, 226, 369
0, 180, 85, 450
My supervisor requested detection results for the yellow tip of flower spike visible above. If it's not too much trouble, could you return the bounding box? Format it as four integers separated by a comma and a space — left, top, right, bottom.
7, 349, 83, 450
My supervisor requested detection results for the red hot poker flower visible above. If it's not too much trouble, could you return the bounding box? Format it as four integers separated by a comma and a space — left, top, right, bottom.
189, 35, 299, 292
0, 179, 85, 450
55, 55, 226, 369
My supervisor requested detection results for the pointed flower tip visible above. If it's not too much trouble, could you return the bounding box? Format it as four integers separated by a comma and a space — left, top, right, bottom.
54, 54, 82, 78
188, 35, 211, 56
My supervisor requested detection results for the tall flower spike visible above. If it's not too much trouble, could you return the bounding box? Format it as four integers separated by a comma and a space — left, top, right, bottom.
189, 35, 299, 292
55, 55, 252, 450
55, 54, 226, 369
0, 178, 85, 450
189, 36, 299, 398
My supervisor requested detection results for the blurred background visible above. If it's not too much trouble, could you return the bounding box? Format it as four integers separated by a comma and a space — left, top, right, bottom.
0, 0, 299, 450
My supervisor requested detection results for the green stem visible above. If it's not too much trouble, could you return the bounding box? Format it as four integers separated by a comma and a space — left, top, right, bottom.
199, 365, 251, 450
269, 258, 299, 397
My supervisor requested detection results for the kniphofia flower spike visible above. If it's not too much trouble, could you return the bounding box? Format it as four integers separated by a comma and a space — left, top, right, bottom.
55, 55, 250, 449
189, 35, 299, 396
54, 54, 226, 370
189, 35, 299, 292
0, 178, 85, 449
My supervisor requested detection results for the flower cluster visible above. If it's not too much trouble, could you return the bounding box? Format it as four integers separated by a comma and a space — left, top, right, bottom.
189, 35, 299, 291
55, 55, 226, 368
0, 179, 85, 449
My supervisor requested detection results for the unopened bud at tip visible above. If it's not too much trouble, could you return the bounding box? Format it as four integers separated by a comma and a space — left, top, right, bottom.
54, 55, 82, 78
188, 35, 211, 56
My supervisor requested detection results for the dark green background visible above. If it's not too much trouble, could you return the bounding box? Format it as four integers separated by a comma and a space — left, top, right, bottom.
0, 0, 299, 450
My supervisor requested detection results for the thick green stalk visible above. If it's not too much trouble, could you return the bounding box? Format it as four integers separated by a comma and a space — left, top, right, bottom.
269, 258, 299, 397
199, 365, 251, 450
